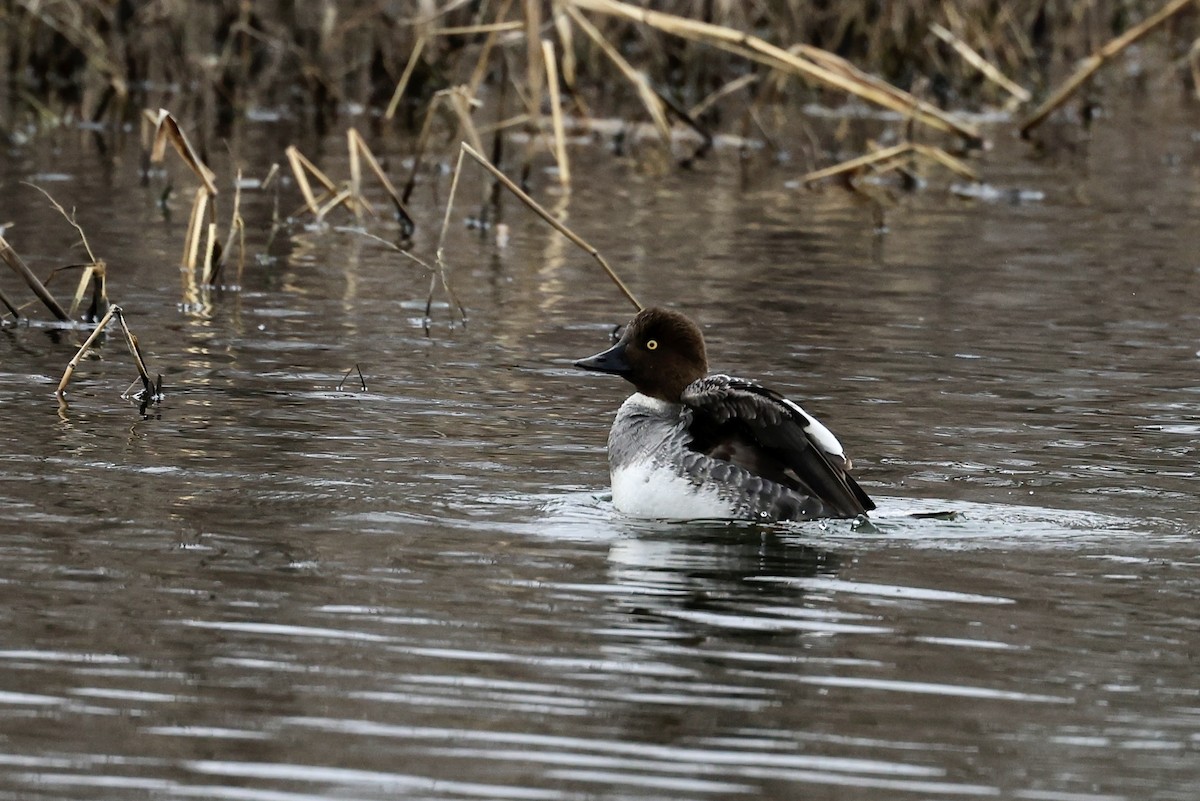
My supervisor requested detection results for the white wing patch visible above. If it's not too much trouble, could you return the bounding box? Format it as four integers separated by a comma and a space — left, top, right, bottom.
780, 397, 846, 460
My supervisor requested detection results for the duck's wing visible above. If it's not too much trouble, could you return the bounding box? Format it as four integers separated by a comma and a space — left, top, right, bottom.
681, 374, 875, 517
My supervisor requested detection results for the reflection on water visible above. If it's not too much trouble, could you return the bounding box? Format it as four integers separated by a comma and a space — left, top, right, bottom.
1, 101, 1199, 800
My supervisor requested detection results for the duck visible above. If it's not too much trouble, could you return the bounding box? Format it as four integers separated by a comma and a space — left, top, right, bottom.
575, 306, 875, 522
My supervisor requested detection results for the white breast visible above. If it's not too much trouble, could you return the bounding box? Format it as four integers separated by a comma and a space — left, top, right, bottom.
611, 461, 736, 521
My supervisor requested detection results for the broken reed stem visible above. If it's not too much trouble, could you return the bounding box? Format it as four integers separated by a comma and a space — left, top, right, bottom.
61, 262, 106, 319
928, 23, 1031, 104
568, 0, 981, 145
553, 6, 578, 90
348, 129, 417, 230
56, 304, 157, 401
541, 39, 570, 187
285, 145, 342, 217
524, 0, 545, 132
458, 142, 643, 311
0, 235, 71, 321
1019, 0, 1195, 136
56, 303, 118, 398
801, 142, 979, 186
149, 108, 218, 196
428, 146, 469, 321
113, 306, 154, 397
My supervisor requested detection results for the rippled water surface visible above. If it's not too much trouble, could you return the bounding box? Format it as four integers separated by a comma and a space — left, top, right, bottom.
1, 101, 1199, 800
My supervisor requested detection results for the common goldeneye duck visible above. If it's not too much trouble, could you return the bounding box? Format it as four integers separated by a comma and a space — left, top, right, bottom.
574, 306, 875, 522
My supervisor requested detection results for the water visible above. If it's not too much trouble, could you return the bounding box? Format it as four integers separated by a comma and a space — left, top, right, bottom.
1, 98, 1198, 800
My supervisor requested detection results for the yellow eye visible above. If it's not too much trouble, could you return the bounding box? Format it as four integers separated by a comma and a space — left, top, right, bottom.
645, 339, 658, 351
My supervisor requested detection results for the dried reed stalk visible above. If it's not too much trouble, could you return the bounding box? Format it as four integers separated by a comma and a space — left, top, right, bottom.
1019, 0, 1196, 136
199, 222, 219, 285
569, 0, 981, 145
385, 7, 521, 120
350, 129, 417, 230
213, 169, 247, 287
0, 235, 70, 321
317, 188, 355, 222
454, 142, 642, 311
564, 3, 672, 145
113, 307, 155, 398
802, 142, 978, 186
401, 94, 445, 204
524, 0, 545, 127
384, 35, 427, 120
56, 304, 157, 402
148, 109, 218, 196
181, 187, 209, 271
542, 39, 571, 186
447, 89, 487, 159
553, 4, 578, 89
285, 145, 341, 217
929, 23, 1031, 104
64, 262, 106, 320
468, 0, 517, 97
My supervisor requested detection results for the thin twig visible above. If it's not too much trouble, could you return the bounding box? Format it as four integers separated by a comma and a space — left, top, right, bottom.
542, 39, 571, 187
458, 142, 642, 311
24, 183, 98, 263
334, 226, 468, 324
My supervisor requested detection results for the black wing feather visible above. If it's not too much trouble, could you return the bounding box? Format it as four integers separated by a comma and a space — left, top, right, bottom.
682, 375, 875, 518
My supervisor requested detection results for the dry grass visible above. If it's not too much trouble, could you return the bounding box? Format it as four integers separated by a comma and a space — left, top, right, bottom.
3, 2, 1193, 155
